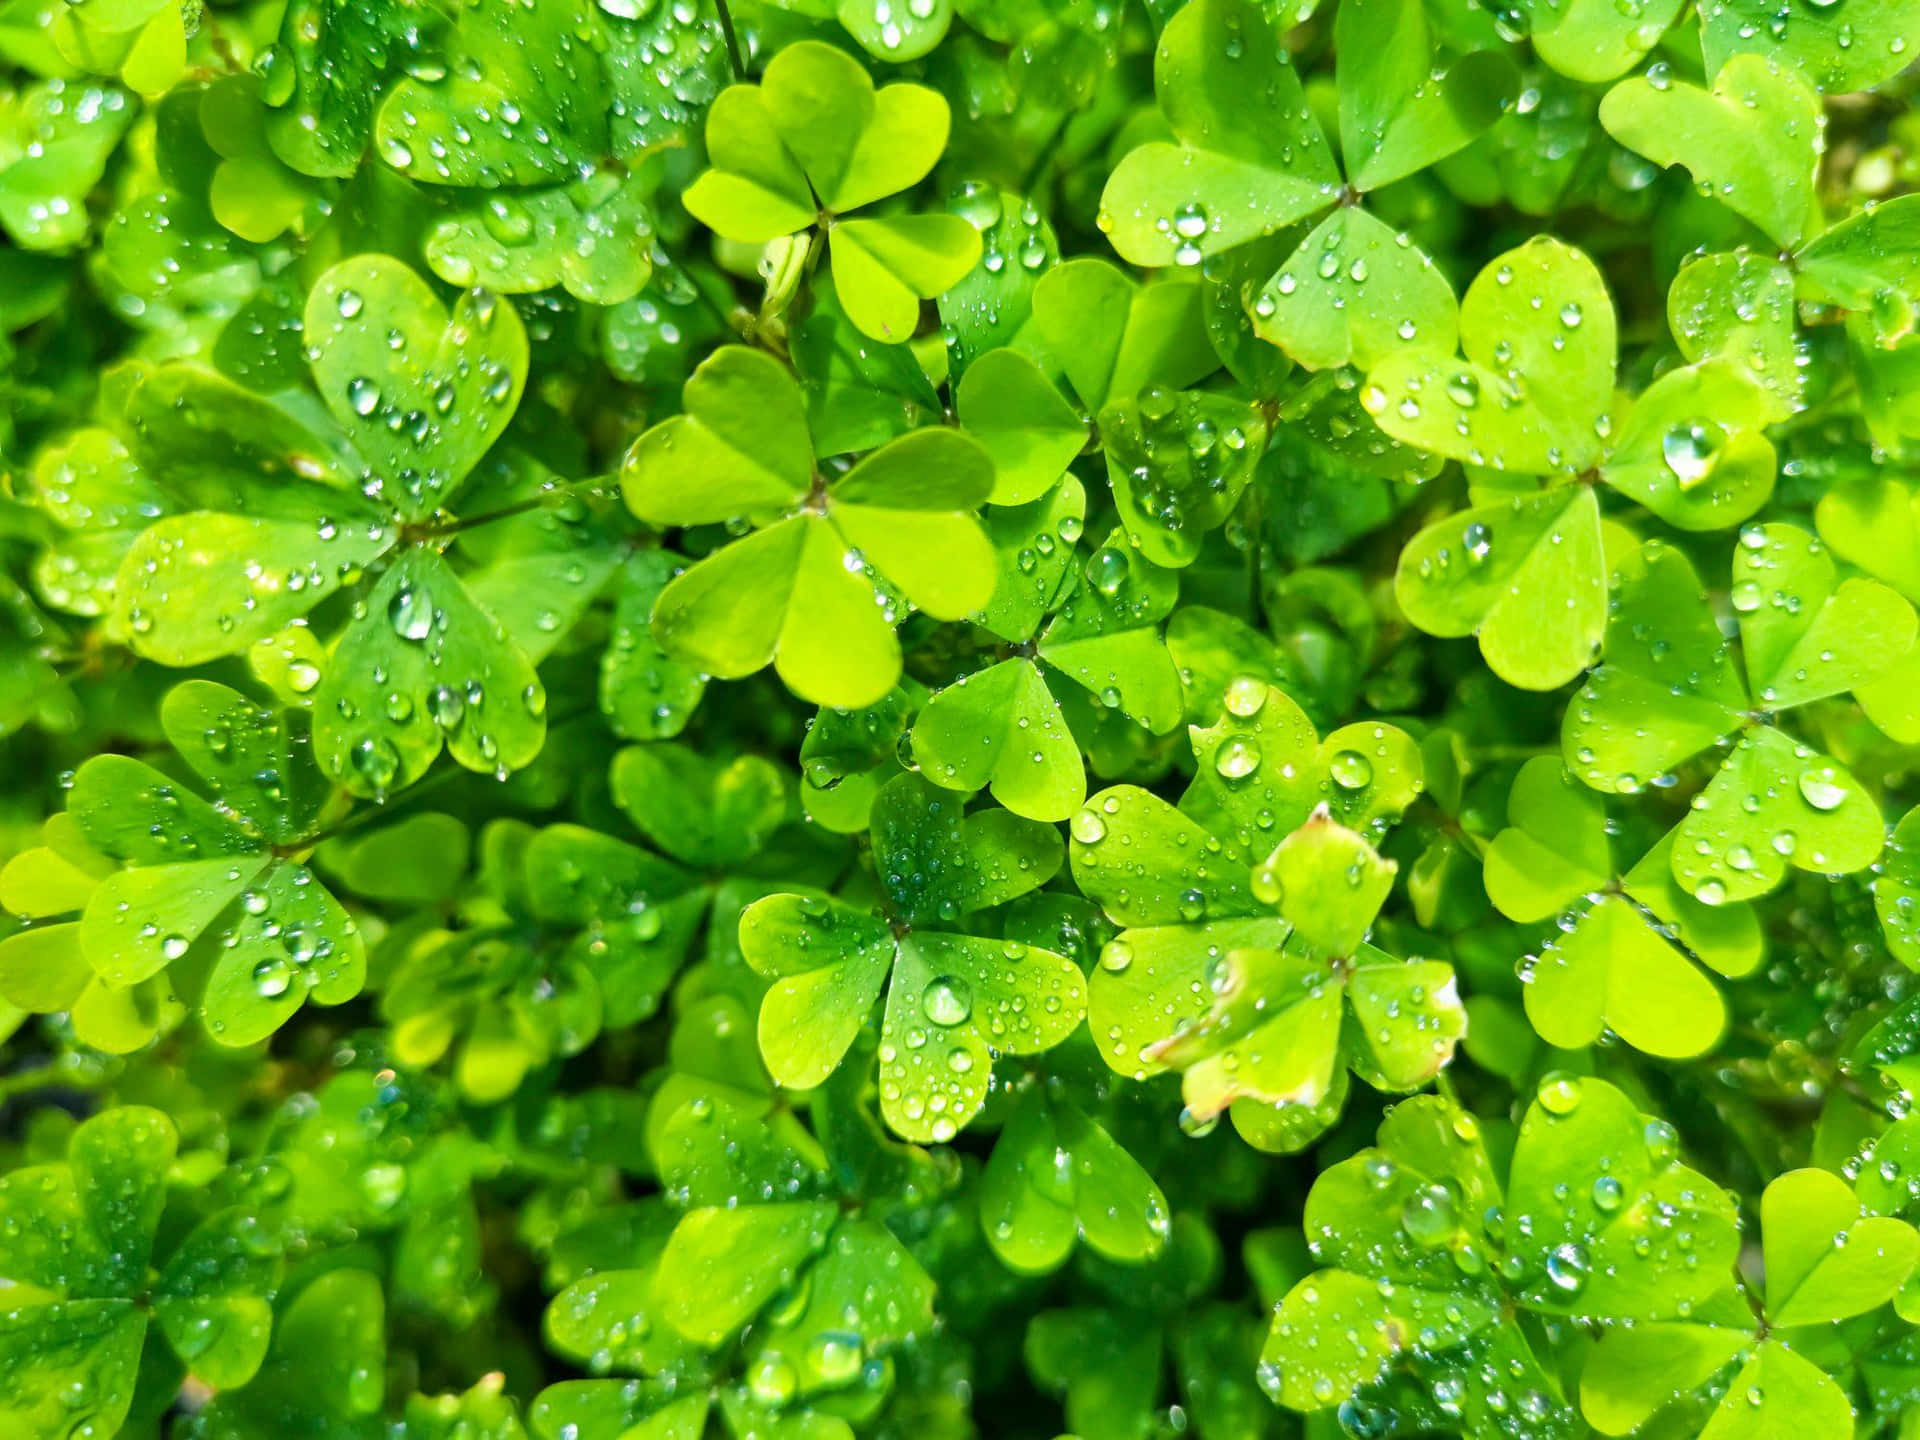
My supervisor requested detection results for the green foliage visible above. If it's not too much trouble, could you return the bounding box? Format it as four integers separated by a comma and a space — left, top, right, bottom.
3, 2, 1920, 1438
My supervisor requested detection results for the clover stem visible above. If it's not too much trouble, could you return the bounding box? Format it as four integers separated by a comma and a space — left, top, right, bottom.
714, 0, 745, 81
406, 478, 612, 543
1020, 114, 1070, 195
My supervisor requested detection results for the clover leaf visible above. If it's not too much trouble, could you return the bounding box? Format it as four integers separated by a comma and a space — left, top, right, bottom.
0, 680, 365, 1046
1764, 1167, 1920, 1327
110, 257, 556, 796
1101, 0, 1509, 379
1026, 525, 1186, 734
1375, 237, 1798, 687
1795, 194, 1920, 347
741, 774, 1080, 1142
19, 426, 172, 619
255, 0, 430, 177
1697, 0, 1920, 95
1581, 1164, 1920, 1438
0, 1107, 280, 1438
1100, 385, 1268, 569
1101, 0, 1510, 267
1485, 755, 1764, 1057
684, 41, 980, 341
1520, 0, 1688, 83
623, 345, 996, 708
653, 1203, 932, 1359
425, 171, 657, 306
1669, 250, 1804, 422
1143, 811, 1462, 1127
1075, 683, 1435, 1140
0, 80, 135, 251
1258, 1096, 1512, 1413
1878, 806, 1920, 970
1600, 54, 1825, 251
978, 1081, 1170, 1274
192, 1268, 386, 1439
952, 348, 1087, 507
1565, 531, 1913, 902
910, 656, 1084, 823
376, 0, 606, 187
1264, 1076, 1744, 1426
1029, 258, 1218, 416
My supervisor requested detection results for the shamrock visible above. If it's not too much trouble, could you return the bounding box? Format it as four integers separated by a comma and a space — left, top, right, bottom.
108, 255, 573, 797
1522, 0, 1688, 83
0, 80, 135, 252
515, 742, 800, 1036
46, 0, 190, 99
1580, 1167, 1920, 1437
1264, 1078, 1743, 1425
1877, 806, 1920, 970
978, 1078, 1170, 1274
1367, 237, 1785, 688
1025, 1217, 1269, 1440
1072, 679, 1435, 1147
912, 485, 1207, 822
1100, 0, 1513, 372
18, 426, 172, 619
1564, 529, 1915, 903
0, 1107, 281, 1439
190, 1268, 386, 1440
1795, 194, 1920, 348
1026, 257, 1276, 564
740, 773, 1084, 1143
683, 41, 982, 341
536, 1047, 938, 1434
1142, 810, 1464, 1137
622, 344, 997, 708
0, 680, 366, 1048
374, 822, 607, 1106
1696, 0, 1920, 95
1485, 754, 1764, 1058
1667, 248, 1804, 423
376, 0, 637, 296
798, 679, 928, 834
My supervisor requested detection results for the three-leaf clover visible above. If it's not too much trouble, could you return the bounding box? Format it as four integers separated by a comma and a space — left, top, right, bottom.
1564, 530, 1914, 903
1369, 237, 1785, 688
1264, 1078, 1742, 1424
111, 256, 552, 796
1143, 809, 1463, 1135
740, 773, 1085, 1142
1485, 754, 1764, 1057
683, 41, 982, 341
1581, 1167, 1920, 1437
1072, 680, 1435, 1143
622, 344, 996, 708
0, 680, 366, 1047
1101, 0, 1511, 314
0, 1107, 281, 1438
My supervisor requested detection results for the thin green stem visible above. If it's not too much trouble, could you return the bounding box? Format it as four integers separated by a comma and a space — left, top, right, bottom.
714, 0, 745, 80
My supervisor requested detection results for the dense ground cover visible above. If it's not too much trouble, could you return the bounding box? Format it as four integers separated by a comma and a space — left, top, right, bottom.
5, 0, 1920, 1436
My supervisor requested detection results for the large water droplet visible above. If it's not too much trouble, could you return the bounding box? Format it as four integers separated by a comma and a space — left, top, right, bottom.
922, 975, 973, 1026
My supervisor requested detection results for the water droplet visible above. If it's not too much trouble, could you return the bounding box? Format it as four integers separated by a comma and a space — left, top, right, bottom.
1799, 769, 1848, 811
1072, 809, 1107, 844
1329, 751, 1373, 790
1662, 421, 1724, 489
1215, 737, 1261, 780
922, 975, 973, 1027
